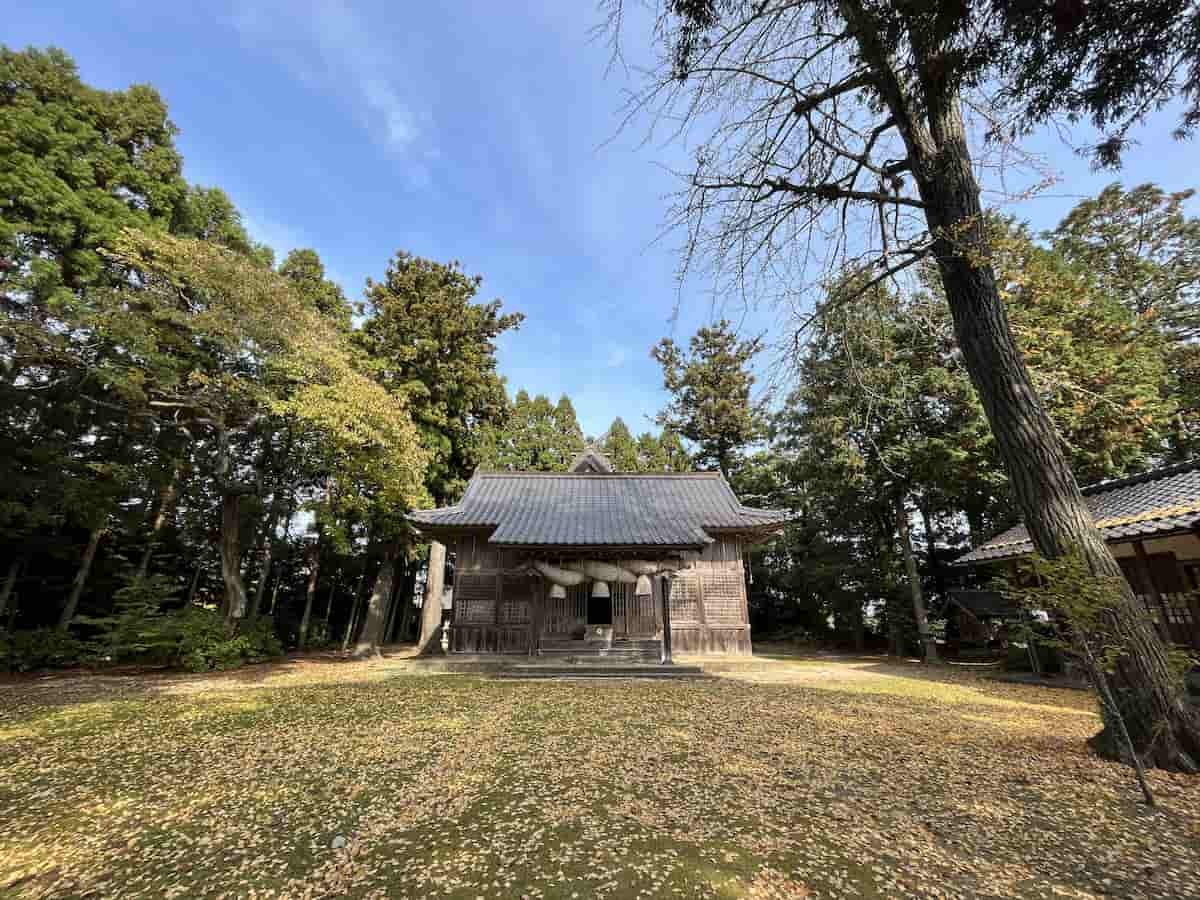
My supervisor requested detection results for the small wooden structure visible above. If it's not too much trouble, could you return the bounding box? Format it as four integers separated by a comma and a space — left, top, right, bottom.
955, 460, 1200, 650
408, 448, 789, 658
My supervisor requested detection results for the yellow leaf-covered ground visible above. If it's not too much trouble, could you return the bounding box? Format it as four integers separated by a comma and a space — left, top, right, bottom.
0, 653, 1196, 899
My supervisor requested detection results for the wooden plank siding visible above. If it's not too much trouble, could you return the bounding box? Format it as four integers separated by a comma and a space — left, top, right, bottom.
444, 533, 752, 655
1117, 550, 1200, 648
670, 537, 752, 655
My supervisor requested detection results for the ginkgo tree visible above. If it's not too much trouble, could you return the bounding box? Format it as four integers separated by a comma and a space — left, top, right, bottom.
99, 231, 429, 622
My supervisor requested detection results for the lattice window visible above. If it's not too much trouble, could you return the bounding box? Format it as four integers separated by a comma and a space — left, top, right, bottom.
500, 575, 531, 625
703, 571, 745, 624
1161, 593, 1195, 625
455, 573, 497, 624
669, 572, 700, 623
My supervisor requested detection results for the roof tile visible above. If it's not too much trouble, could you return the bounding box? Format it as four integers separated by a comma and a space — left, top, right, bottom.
956, 460, 1200, 565
409, 472, 791, 547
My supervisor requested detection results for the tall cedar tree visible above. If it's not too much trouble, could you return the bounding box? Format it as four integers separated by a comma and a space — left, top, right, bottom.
611, 1, 1200, 768
357, 253, 520, 652
602, 418, 641, 471
652, 320, 765, 476
1046, 184, 1200, 458
481, 390, 585, 471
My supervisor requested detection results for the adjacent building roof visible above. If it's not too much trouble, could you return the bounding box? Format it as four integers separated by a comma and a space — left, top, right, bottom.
948, 590, 1021, 619
566, 447, 615, 474
956, 460, 1200, 565
408, 471, 791, 548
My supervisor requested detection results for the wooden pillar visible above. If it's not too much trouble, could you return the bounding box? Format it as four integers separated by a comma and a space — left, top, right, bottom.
1132, 541, 1175, 643
660, 575, 674, 665
528, 578, 541, 657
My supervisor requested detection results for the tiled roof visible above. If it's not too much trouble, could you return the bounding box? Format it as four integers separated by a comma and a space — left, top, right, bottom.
408, 472, 791, 547
956, 460, 1200, 565
948, 590, 1021, 618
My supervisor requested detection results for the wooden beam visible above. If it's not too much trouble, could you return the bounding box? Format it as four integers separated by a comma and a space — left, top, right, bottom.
528, 578, 540, 658
661, 575, 674, 665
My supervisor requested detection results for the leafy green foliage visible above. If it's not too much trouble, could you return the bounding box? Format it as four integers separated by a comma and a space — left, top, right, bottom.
1047, 183, 1200, 457
0, 627, 86, 672
600, 417, 640, 471
72, 574, 283, 671
479, 390, 585, 472
358, 253, 521, 504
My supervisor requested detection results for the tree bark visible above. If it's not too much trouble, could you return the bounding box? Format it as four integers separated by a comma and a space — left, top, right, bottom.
417, 541, 446, 654
0, 555, 23, 621
298, 536, 321, 651
840, 6, 1200, 768
213, 424, 252, 622
137, 464, 180, 579
897, 496, 938, 663
354, 543, 400, 657
220, 492, 249, 620
59, 526, 103, 630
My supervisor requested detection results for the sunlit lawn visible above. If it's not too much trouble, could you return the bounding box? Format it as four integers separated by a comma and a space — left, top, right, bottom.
1, 653, 1198, 899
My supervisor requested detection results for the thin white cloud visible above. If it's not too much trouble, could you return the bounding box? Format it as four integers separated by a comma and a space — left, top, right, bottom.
227, 1, 424, 157
605, 344, 629, 368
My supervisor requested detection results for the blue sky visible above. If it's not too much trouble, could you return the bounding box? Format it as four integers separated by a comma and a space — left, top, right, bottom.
9, 1, 1199, 438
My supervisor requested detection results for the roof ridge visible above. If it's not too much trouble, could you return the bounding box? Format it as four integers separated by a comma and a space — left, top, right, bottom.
473, 471, 724, 478
1080, 458, 1200, 496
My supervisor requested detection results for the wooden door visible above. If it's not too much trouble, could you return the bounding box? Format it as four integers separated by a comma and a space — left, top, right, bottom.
544, 583, 587, 635
613, 582, 658, 636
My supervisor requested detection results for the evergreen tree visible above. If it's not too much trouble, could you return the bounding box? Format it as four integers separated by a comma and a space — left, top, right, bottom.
358, 253, 521, 504
280, 249, 352, 332
1047, 184, 1200, 458
602, 418, 640, 471
553, 396, 586, 467
635, 432, 669, 472
652, 320, 765, 475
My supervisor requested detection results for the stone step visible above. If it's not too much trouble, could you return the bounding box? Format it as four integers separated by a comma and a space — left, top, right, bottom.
537, 649, 662, 662
498, 664, 705, 680
539, 638, 662, 652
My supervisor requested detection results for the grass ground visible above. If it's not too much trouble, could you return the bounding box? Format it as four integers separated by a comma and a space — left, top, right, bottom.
1, 652, 1197, 900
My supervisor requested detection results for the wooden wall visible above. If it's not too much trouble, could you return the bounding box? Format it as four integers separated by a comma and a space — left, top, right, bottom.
449, 536, 536, 654
444, 534, 753, 655
669, 537, 752, 655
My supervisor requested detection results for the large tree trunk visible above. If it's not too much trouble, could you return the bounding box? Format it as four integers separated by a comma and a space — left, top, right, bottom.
213, 424, 252, 622
887, 44, 1200, 768
137, 464, 180, 579
354, 544, 400, 658
417, 541, 446, 654
298, 536, 321, 651
896, 496, 938, 663
59, 526, 103, 630
220, 492, 249, 621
